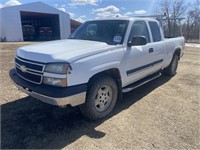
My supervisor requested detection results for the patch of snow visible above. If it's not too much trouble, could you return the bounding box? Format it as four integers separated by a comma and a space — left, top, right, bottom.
185, 43, 200, 48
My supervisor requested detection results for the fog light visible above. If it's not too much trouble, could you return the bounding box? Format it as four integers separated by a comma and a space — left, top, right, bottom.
43, 77, 67, 87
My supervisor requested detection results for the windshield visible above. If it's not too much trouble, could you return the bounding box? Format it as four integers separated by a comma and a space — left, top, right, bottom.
69, 20, 129, 45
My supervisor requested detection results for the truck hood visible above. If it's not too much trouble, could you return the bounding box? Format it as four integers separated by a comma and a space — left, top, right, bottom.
17, 39, 115, 63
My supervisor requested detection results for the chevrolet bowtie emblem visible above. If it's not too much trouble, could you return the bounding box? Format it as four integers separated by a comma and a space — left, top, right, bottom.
20, 65, 27, 73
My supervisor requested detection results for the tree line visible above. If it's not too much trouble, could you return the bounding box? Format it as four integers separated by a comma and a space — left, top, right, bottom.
155, 0, 200, 43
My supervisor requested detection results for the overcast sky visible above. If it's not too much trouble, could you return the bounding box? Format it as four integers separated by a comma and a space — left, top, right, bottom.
0, 0, 194, 22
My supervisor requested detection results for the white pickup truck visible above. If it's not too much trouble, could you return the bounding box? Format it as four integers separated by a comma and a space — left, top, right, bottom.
10, 17, 184, 120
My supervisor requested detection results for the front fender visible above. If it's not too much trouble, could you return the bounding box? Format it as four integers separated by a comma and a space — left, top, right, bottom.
67, 47, 125, 86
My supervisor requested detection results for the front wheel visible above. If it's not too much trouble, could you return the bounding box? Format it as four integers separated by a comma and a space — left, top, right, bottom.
79, 76, 118, 120
164, 53, 179, 76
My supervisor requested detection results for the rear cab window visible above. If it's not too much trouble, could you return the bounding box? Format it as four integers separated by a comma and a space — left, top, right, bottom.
148, 21, 162, 42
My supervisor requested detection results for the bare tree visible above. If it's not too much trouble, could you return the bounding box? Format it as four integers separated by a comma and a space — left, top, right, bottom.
171, 0, 187, 36
160, 0, 172, 36
156, 0, 200, 42
183, 0, 200, 42
157, 0, 187, 37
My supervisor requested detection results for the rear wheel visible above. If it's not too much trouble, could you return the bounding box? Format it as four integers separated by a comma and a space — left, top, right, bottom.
79, 76, 118, 120
164, 53, 179, 76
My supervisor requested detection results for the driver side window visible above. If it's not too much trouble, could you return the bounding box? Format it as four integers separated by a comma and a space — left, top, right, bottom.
129, 21, 150, 43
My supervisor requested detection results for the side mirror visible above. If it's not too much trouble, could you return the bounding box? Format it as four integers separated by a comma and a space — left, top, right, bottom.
128, 36, 147, 47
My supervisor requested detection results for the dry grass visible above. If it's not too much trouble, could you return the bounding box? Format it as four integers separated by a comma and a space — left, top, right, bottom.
0, 42, 199, 149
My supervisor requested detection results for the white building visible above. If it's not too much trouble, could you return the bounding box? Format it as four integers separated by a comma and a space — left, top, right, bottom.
0, 2, 71, 42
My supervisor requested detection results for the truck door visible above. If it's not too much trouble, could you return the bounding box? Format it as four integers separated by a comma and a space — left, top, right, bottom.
147, 21, 165, 72
124, 21, 163, 86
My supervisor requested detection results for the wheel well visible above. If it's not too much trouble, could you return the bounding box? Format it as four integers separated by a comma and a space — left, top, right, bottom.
175, 48, 181, 60
87, 68, 122, 100
88, 68, 121, 86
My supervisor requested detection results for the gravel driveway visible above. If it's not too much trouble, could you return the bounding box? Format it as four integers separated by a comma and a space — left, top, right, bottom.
0, 42, 199, 149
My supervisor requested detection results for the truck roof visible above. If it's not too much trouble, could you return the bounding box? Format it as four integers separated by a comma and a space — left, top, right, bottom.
89, 17, 158, 22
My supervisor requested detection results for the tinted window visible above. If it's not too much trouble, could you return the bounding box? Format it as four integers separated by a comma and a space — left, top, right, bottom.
129, 21, 150, 43
69, 20, 129, 45
149, 21, 162, 42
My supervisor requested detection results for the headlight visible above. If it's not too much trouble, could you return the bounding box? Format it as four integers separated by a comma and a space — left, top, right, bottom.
43, 77, 67, 87
44, 63, 69, 74
43, 63, 71, 87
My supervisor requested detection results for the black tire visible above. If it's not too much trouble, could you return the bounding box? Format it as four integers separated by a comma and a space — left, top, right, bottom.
79, 76, 118, 120
164, 53, 179, 76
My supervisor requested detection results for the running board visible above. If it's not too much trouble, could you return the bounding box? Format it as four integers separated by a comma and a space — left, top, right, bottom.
122, 72, 162, 93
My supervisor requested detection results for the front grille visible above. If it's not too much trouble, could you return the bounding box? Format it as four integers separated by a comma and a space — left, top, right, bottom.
16, 67, 42, 83
15, 57, 45, 84
15, 57, 43, 71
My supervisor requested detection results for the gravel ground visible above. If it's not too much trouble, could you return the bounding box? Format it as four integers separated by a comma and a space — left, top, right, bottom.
0, 42, 199, 149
